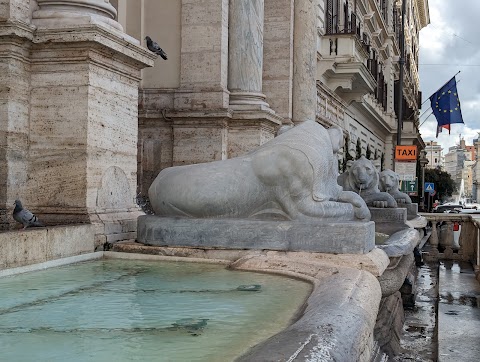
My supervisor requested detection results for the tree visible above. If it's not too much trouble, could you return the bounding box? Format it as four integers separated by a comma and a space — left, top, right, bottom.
355, 138, 362, 159
424, 168, 457, 201
366, 145, 372, 160
341, 134, 354, 172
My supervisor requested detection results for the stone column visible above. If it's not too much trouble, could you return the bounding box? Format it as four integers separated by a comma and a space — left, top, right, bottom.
292, 0, 317, 124
26, 0, 155, 246
228, 0, 269, 110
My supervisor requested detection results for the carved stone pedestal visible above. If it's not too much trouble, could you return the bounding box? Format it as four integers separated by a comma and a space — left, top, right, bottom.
138, 216, 376, 254
27, 26, 154, 246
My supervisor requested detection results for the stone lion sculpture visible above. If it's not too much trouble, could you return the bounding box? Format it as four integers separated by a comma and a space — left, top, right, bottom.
379, 169, 412, 204
340, 156, 397, 208
149, 121, 370, 222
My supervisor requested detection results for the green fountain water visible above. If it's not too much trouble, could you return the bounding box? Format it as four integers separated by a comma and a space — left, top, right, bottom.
0, 259, 311, 361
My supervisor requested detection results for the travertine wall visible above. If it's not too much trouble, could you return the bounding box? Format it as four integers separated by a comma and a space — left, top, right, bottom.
110, 0, 432, 198
0, 0, 32, 22
132, 0, 284, 195
0, 0, 33, 229
142, 0, 181, 89
0, 0, 155, 245
263, 0, 294, 123
0, 225, 95, 269
176, 0, 229, 110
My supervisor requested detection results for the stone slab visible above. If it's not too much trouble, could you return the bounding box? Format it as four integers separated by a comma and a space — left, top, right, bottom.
370, 207, 410, 235
0, 224, 95, 270
376, 229, 421, 258
0, 252, 103, 278
138, 216, 376, 254
406, 203, 418, 219
370, 207, 407, 224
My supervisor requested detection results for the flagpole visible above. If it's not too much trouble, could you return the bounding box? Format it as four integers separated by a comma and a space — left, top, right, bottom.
419, 111, 434, 128
396, 0, 406, 146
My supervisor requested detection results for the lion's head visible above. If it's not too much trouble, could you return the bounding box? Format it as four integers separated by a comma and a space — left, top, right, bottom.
379, 169, 400, 192
348, 156, 380, 191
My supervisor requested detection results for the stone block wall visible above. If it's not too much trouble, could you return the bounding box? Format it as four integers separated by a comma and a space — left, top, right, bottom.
0, 224, 95, 270
0, 0, 155, 246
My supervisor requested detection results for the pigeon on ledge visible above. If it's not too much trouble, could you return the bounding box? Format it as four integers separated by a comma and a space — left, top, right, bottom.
13, 200, 45, 229
145, 36, 168, 60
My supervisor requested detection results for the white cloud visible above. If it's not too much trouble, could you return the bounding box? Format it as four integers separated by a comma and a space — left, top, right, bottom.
419, 7, 456, 60
419, 0, 480, 154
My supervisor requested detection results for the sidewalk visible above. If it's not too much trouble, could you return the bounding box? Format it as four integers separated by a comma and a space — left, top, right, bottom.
438, 260, 480, 362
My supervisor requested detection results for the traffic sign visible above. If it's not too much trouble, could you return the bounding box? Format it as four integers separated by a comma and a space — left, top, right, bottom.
424, 182, 435, 194
395, 161, 417, 181
400, 179, 418, 194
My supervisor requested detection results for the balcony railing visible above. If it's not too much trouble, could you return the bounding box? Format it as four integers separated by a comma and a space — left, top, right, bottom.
421, 213, 480, 281
326, 12, 361, 36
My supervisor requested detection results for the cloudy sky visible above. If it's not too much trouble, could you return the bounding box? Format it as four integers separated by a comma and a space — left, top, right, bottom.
419, 0, 480, 152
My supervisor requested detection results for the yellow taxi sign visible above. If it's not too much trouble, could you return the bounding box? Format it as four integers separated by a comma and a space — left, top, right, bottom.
395, 145, 417, 161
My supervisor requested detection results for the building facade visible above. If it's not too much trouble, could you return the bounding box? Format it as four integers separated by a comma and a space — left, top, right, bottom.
444, 139, 476, 200
0, 0, 430, 238
108, 0, 429, 195
472, 135, 480, 202
424, 141, 443, 169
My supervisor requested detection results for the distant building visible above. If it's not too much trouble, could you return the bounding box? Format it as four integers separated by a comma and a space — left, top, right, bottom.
473, 135, 480, 202
424, 141, 443, 169
444, 138, 476, 200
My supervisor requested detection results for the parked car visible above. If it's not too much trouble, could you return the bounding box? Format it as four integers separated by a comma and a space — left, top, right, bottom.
433, 204, 463, 213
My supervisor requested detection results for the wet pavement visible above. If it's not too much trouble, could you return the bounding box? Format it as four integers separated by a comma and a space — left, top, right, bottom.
394, 259, 480, 362
438, 261, 480, 362
394, 262, 438, 362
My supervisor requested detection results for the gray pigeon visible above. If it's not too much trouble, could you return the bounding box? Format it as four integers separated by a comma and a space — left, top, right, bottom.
145, 36, 168, 60
13, 200, 45, 229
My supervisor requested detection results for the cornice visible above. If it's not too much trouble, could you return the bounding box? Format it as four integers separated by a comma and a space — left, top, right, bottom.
415, 0, 430, 29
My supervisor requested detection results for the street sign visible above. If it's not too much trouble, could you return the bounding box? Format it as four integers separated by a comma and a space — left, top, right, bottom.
395, 145, 417, 161
400, 179, 418, 195
395, 161, 417, 181
424, 182, 435, 194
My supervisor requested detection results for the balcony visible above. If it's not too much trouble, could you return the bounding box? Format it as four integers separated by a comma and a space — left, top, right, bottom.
318, 33, 377, 104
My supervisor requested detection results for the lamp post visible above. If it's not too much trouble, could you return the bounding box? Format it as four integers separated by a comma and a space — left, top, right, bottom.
419, 150, 429, 211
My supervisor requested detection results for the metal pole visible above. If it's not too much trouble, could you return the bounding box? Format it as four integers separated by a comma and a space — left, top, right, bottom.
476, 226, 479, 275
396, 0, 406, 146
421, 163, 425, 210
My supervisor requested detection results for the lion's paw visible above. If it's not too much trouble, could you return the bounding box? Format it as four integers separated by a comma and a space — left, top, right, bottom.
372, 200, 388, 208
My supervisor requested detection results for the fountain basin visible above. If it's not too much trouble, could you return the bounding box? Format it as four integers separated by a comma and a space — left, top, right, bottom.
0, 255, 311, 362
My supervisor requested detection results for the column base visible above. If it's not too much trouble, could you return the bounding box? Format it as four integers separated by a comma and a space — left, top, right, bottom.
229, 91, 272, 111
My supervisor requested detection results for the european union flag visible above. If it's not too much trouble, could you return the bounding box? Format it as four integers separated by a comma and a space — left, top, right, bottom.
429, 76, 464, 137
